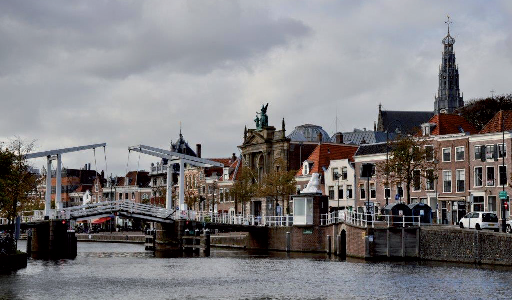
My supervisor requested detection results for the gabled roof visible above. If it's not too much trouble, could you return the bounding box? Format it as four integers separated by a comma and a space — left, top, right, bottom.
426, 113, 477, 135
479, 110, 512, 134
354, 142, 388, 156
296, 143, 358, 176
379, 110, 434, 134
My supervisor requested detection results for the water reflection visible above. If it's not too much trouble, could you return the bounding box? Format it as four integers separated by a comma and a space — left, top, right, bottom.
4, 241, 512, 300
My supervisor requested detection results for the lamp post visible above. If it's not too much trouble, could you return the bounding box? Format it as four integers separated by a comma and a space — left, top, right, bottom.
335, 172, 341, 221
501, 110, 507, 232
385, 120, 403, 206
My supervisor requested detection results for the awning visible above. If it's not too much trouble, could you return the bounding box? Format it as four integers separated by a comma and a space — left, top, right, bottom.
92, 217, 111, 224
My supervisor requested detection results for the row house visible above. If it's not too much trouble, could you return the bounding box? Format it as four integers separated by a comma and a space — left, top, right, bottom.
102, 171, 151, 204
295, 143, 358, 210
183, 154, 241, 214
352, 113, 478, 224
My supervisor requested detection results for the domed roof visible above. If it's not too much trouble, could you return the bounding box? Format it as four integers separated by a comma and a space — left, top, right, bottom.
287, 124, 330, 142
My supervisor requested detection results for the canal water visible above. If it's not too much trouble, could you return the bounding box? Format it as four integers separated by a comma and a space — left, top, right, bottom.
1, 241, 512, 299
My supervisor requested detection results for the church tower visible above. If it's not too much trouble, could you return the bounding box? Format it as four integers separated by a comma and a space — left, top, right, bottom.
434, 16, 464, 114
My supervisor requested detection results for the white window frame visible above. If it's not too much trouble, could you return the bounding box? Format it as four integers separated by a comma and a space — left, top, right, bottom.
425, 145, 434, 161
474, 166, 483, 187
474, 145, 482, 160
498, 143, 507, 158
442, 147, 451, 162
486, 166, 495, 187
370, 183, 376, 199
455, 146, 465, 161
359, 184, 366, 199
425, 169, 435, 191
456, 169, 465, 193
443, 170, 452, 193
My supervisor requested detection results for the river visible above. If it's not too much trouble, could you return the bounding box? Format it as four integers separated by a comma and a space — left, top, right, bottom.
1, 241, 512, 299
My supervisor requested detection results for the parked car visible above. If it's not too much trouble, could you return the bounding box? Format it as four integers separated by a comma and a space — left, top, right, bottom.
459, 212, 499, 232
506, 220, 512, 233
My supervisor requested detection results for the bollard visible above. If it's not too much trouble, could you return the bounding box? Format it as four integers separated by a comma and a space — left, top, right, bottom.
286, 232, 291, 252
327, 235, 331, 254
204, 230, 211, 257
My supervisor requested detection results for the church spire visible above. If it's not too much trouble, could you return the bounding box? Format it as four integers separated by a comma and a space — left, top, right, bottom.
434, 16, 463, 114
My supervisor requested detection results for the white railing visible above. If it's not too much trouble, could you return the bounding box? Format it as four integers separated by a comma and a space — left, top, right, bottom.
320, 210, 422, 228
194, 211, 293, 227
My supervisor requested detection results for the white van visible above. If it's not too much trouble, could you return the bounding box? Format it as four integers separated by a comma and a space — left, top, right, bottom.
459, 212, 499, 232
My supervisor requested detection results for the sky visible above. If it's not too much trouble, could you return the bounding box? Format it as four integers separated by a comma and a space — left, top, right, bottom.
1, 0, 511, 176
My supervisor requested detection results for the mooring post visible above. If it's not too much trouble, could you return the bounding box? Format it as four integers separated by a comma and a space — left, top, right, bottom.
286, 232, 291, 252
327, 235, 331, 254
204, 230, 210, 257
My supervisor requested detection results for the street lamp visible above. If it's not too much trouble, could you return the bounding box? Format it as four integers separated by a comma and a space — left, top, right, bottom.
501, 110, 508, 232
385, 120, 403, 206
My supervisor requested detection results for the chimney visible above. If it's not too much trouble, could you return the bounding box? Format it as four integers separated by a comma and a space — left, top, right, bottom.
317, 132, 322, 143
334, 132, 343, 144
196, 144, 201, 158
232, 153, 236, 162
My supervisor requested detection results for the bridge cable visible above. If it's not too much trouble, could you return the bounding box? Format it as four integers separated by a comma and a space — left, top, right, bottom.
93, 148, 99, 202
126, 150, 131, 179
135, 149, 141, 191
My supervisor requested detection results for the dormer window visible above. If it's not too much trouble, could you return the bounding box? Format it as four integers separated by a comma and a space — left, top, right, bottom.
421, 123, 436, 136
302, 161, 313, 175
223, 167, 229, 180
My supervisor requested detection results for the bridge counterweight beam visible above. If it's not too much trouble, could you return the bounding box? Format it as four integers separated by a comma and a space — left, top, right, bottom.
166, 162, 173, 210
56, 154, 62, 210
45, 156, 52, 218
179, 159, 186, 211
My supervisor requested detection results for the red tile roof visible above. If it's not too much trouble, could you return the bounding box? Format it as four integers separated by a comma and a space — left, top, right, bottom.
426, 114, 477, 135
480, 110, 512, 134
296, 143, 358, 176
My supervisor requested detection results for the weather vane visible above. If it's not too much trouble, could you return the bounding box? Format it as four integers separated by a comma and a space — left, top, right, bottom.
445, 15, 452, 34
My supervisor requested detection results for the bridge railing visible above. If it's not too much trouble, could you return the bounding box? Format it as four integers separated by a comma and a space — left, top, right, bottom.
320, 210, 422, 228
194, 212, 293, 227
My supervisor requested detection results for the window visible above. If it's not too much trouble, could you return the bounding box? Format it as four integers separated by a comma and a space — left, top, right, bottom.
220, 189, 224, 202
132, 192, 135, 200
346, 185, 353, 199
397, 184, 404, 198
370, 183, 376, 199
488, 196, 497, 212
456, 169, 465, 192
486, 166, 495, 186
359, 185, 366, 199
125, 193, 128, 200
328, 186, 334, 200
473, 196, 484, 212
95, 184, 99, 192
384, 185, 390, 199
119, 193, 122, 200
413, 170, 421, 191
499, 143, 507, 158
443, 170, 452, 193
332, 168, 339, 180
499, 165, 507, 186
425, 145, 434, 161
475, 167, 483, 187
486, 145, 496, 160
341, 167, 348, 180
442, 148, 451, 162
338, 185, 344, 199
474, 145, 482, 160
426, 170, 435, 191
455, 147, 464, 161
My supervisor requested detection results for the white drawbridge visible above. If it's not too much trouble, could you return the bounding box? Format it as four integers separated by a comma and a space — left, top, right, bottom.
26, 143, 107, 219
128, 145, 224, 212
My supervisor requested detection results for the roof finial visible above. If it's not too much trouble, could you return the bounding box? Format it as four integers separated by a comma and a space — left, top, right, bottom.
445, 15, 452, 35
179, 121, 182, 138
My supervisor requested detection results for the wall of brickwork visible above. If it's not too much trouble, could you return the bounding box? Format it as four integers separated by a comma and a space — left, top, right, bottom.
420, 227, 512, 265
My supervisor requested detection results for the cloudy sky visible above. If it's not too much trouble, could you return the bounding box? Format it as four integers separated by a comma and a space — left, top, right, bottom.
1, 0, 511, 175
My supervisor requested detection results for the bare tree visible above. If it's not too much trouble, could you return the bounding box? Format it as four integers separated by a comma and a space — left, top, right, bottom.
258, 158, 297, 215
377, 135, 437, 204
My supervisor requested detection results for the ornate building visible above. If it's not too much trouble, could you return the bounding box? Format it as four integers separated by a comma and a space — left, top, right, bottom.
434, 16, 464, 114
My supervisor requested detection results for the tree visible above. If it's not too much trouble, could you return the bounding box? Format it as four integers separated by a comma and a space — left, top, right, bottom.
456, 94, 512, 130
258, 158, 297, 215
0, 138, 38, 232
230, 166, 257, 216
184, 188, 199, 210
376, 135, 437, 205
